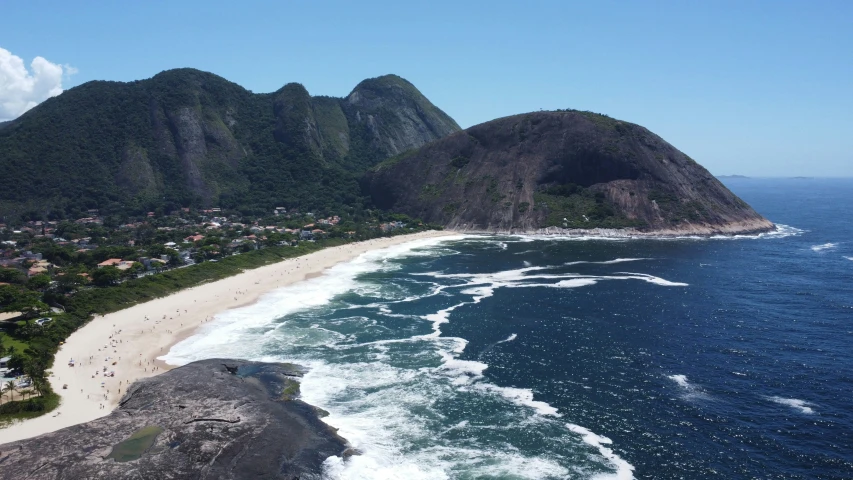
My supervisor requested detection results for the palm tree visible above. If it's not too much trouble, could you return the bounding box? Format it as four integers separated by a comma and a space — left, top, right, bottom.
31, 378, 46, 398
4, 379, 16, 403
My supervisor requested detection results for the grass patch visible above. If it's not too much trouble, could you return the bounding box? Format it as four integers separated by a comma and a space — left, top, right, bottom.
0, 392, 60, 427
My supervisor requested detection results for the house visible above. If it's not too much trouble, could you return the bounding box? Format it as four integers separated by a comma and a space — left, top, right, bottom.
23, 251, 43, 261
184, 235, 205, 243
27, 266, 48, 277
0, 356, 10, 369
97, 258, 123, 268
116, 261, 135, 271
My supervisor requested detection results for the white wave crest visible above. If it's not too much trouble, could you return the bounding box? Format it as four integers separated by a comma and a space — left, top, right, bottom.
845, 256, 853, 261
477, 384, 561, 416
565, 258, 650, 266
502, 223, 803, 242
667, 374, 709, 401
566, 424, 636, 480
161, 235, 468, 365
163, 234, 641, 478
497, 333, 517, 343
668, 374, 690, 389
417, 265, 687, 291
767, 396, 815, 414
811, 242, 838, 252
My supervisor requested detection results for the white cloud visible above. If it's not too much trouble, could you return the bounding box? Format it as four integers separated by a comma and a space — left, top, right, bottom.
0, 47, 76, 121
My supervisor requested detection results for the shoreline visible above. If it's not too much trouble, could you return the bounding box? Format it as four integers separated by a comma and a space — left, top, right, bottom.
0, 230, 455, 444
450, 218, 777, 237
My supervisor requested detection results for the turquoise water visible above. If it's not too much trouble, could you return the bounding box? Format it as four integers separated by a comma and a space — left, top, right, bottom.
164, 179, 853, 479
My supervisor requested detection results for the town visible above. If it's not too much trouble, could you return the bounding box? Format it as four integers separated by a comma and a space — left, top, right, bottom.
0, 205, 429, 419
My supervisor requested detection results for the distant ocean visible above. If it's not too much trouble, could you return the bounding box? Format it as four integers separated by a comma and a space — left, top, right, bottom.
163, 178, 853, 479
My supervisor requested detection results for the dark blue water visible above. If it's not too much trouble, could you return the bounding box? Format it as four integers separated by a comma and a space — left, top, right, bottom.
167, 178, 853, 479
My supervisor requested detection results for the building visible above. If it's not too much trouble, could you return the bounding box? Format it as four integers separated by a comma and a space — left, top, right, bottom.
97, 258, 123, 268
27, 265, 48, 277
116, 261, 135, 271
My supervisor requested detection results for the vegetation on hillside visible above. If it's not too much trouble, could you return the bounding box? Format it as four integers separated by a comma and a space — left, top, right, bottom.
533, 185, 646, 229
0, 69, 460, 222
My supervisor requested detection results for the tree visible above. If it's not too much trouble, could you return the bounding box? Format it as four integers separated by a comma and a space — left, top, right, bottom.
54, 272, 83, 294
31, 377, 47, 398
122, 262, 145, 280
92, 266, 122, 286
3, 379, 16, 403
26, 274, 52, 291
23, 350, 48, 375
0, 268, 26, 285
0, 284, 47, 318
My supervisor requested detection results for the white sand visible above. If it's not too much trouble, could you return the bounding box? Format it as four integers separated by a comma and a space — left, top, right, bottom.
0, 231, 454, 443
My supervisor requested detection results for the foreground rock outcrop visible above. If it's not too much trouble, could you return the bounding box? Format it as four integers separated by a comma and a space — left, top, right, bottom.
364, 110, 774, 235
0, 360, 348, 479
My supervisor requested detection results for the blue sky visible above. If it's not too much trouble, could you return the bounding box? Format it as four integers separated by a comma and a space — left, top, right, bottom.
2, 0, 851, 176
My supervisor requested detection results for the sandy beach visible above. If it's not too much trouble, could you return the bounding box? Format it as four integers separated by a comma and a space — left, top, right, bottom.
0, 231, 454, 444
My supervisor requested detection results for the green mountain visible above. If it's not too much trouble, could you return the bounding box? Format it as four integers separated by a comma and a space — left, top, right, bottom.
0, 69, 460, 219
364, 110, 774, 234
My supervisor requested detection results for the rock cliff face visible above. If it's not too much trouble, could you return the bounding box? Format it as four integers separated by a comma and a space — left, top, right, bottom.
364, 111, 774, 234
346, 75, 462, 157
0, 69, 460, 217
0, 360, 348, 479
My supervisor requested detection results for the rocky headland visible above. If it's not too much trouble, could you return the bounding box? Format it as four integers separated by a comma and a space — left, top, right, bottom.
0, 360, 349, 479
365, 110, 775, 235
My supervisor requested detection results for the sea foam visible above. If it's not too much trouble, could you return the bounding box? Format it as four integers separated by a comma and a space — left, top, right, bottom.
767, 396, 815, 414
164, 235, 656, 479
566, 424, 636, 480
667, 374, 709, 401
565, 258, 650, 266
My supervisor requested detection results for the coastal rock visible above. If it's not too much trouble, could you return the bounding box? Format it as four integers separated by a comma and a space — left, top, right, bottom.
364, 110, 774, 235
0, 360, 348, 479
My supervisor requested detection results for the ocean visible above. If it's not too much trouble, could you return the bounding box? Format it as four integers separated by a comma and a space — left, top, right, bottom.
163, 178, 853, 479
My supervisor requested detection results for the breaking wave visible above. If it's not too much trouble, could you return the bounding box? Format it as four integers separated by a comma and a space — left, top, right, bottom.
499, 223, 803, 242
767, 396, 816, 414
667, 374, 710, 401
155, 236, 724, 478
